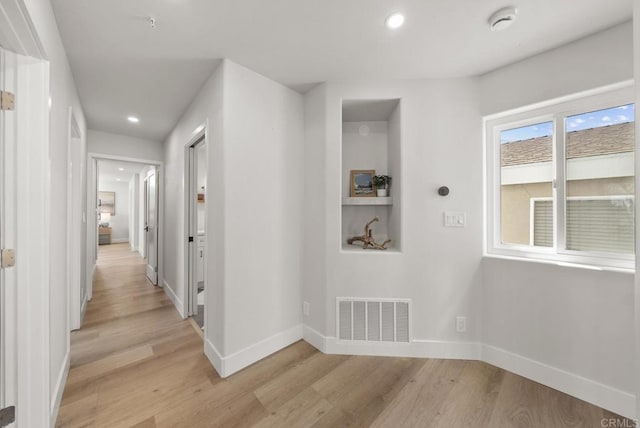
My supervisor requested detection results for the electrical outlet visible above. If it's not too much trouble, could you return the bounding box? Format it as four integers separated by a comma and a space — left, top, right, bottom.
303, 301, 310, 316
456, 316, 467, 333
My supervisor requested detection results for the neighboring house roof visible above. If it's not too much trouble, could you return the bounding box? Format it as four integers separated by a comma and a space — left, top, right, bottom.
501, 122, 634, 167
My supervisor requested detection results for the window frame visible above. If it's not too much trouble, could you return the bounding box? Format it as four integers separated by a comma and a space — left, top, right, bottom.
485, 83, 635, 270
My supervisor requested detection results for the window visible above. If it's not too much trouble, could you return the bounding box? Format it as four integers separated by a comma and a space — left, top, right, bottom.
486, 85, 635, 269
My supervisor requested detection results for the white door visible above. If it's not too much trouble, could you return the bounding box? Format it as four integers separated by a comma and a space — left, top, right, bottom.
0, 46, 17, 426
145, 169, 158, 285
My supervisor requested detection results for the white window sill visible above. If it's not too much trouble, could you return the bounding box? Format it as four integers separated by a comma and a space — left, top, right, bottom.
483, 252, 634, 274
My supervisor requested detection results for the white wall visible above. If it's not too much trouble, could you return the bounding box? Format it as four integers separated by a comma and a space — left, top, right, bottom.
88, 129, 163, 162
162, 59, 304, 374
98, 179, 130, 242
222, 60, 304, 356
479, 21, 633, 115
163, 62, 225, 350
302, 84, 328, 336
304, 78, 484, 348
21, 0, 88, 423
479, 21, 635, 417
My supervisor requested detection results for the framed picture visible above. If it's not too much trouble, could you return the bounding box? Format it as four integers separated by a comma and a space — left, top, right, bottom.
98, 191, 116, 215
350, 170, 376, 197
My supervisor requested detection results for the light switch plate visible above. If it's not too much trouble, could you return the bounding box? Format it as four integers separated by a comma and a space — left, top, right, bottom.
444, 212, 466, 227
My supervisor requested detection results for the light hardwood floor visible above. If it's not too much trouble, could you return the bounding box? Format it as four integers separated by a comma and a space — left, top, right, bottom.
57, 243, 630, 427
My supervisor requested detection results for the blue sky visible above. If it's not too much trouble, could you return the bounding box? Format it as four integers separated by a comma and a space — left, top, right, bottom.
500, 103, 635, 143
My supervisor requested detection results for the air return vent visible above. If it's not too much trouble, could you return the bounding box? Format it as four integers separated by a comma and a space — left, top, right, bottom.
337, 298, 410, 343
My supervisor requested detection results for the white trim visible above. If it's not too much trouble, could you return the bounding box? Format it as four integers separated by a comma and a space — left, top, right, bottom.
485, 84, 636, 270
303, 325, 327, 353
483, 80, 634, 121
88, 153, 164, 299
206, 325, 303, 378
482, 344, 636, 420
80, 295, 88, 323
325, 338, 481, 359
110, 238, 129, 244
183, 127, 206, 320
222, 325, 303, 377
14, 55, 51, 428
204, 338, 224, 377
0, 0, 46, 59
302, 326, 633, 417
49, 351, 70, 426
305, 326, 480, 360
162, 279, 185, 319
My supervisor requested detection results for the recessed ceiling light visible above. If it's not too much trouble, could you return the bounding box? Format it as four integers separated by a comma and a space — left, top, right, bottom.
385, 13, 405, 29
128, 116, 140, 123
118, 167, 124, 171
489, 7, 517, 32
116, 178, 121, 182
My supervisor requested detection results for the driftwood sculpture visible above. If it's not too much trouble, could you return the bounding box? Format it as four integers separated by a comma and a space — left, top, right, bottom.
347, 217, 391, 250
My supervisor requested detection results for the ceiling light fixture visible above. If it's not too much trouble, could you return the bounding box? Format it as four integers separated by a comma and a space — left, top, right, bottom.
118, 167, 124, 171
488, 7, 517, 32
385, 13, 405, 29
127, 116, 140, 123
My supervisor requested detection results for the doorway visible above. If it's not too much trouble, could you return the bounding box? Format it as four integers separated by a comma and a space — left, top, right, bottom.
88, 158, 162, 297
186, 136, 206, 330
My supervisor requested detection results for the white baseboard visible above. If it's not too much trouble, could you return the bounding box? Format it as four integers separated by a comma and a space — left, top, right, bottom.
80, 295, 88, 325
303, 325, 327, 353
206, 325, 303, 378
50, 351, 70, 426
304, 328, 480, 360
111, 238, 128, 244
204, 338, 225, 378
162, 279, 185, 319
300, 327, 633, 418
482, 344, 636, 420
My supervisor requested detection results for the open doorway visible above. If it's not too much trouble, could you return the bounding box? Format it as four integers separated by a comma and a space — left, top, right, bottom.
186, 136, 206, 330
95, 159, 159, 284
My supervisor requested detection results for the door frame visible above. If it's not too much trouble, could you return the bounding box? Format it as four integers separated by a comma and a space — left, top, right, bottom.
67, 108, 85, 331
143, 167, 159, 285
183, 126, 207, 319
86, 153, 164, 300
0, 2, 51, 424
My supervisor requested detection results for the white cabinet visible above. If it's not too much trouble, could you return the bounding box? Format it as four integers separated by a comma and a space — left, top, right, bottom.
197, 235, 205, 283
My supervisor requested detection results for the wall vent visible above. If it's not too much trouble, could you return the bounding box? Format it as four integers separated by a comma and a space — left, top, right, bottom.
337, 298, 410, 343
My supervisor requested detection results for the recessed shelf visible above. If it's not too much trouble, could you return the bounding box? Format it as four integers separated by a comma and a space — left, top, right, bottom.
341, 243, 401, 253
342, 197, 393, 206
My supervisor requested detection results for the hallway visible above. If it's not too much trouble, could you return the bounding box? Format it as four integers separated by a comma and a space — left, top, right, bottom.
56, 244, 210, 426
54, 245, 628, 427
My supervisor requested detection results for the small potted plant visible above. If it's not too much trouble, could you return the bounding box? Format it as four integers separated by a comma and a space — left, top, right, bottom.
373, 175, 392, 197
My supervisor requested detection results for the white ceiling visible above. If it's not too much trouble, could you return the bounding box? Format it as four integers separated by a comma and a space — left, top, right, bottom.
51, 0, 633, 141
98, 159, 149, 184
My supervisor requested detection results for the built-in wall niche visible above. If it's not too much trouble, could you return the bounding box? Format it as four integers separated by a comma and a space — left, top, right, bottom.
341, 99, 401, 252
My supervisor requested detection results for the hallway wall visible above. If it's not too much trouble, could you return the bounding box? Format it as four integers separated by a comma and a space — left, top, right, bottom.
162, 59, 304, 375
21, 0, 88, 423
88, 129, 163, 161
